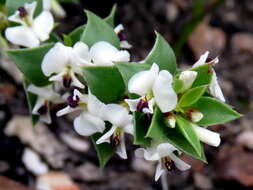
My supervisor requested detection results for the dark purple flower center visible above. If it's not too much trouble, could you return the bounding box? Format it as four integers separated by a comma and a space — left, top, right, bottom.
136, 98, 149, 112
67, 95, 80, 108
38, 104, 48, 115
63, 75, 72, 88
110, 131, 121, 148
162, 157, 174, 172
18, 7, 27, 18
118, 31, 126, 41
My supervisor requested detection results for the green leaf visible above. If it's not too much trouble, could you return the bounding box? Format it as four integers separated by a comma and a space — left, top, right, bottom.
191, 97, 242, 125
173, 79, 184, 93
133, 112, 151, 146
63, 34, 73, 46
6, 0, 42, 16
115, 62, 150, 88
83, 66, 125, 103
178, 85, 207, 107
104, 4, 117, 27
175, 115, 202, 157
23, 79, 39, 126
91, 126, 116, 168
68, 5, 117, 44
191, 64, 213, 88
7, 43, 54, 86
81, 10, 120, 48
145, 32, 176, 74
146, 107, 206, 162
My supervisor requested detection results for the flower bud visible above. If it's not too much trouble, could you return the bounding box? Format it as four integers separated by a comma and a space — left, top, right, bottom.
164, 112, 176, 128
191, 124, 221, 147
179, 71, 197, 92
186, 109, 203, 123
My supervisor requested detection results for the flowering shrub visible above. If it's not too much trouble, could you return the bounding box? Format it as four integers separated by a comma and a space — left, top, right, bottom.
2, 0, 241, 181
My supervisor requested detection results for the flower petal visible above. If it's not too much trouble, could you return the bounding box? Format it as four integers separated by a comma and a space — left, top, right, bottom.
70, 72, 85, 89
116, 134, 127, 159
156, 143, 178, 158
8, 11, 25, 25
42, 42, 70, 76
124, 97, 142, 112
43, 0, 51, 10
192, 124, 221, 147
143, 98, 155, 114
56, 106, 80, 117
25, 2, 37, 23
114, 24, 124, 34
90, 41, 130, 66
135, 148, 160, 161
128, 63, 159, 96
193, 51, 209, 67
153, 70, 177, 113
74, 113, 105, 136
209, 72, 225, 102
5, 26, 39, 48
96, 125, 117, 144
120, 41, 132, 49
33, 11, 54, 42
40, 107, 51, 124
169, 152, 191, 171
87, 92, 106, 118
155, 161, 165, 181
124, 123, 134, 135
104, 104, 131, 127
32, 97, 45, 115
72, 42, 92, 66
179, 71, 197, 92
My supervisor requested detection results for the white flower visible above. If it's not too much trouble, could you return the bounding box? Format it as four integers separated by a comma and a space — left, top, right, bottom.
135, 142, 191, 181
114, 24, 132, 49
42, 42, 91, 89
125, 63, 177, 114
27, 84, 63, 124
72, 91, 107, 136
193, 51, 225, 102
5, 0, 54, 48
90, 41, 130, 66
96, 104, 134, 159
186, 109, 203, 123
179, 71, 197, 92
191, 124, 221, 147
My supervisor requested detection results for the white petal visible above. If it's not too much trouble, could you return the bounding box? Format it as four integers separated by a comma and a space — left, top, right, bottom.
42, 42, 70, 76
5, 26, 39, 48
155, 161, 165, 181
70, 72, 85, 89
135, 148, 160, 161
153, 70, 177, 113
179, 71, 197, 92
25, 2, 37, 22
32, 97, 45, 114
96, 125, 117, 144
124, 123, 134, 135
74, 113, 105, 136
191, 111, 203, 123
120, 41, 132, 49
56, 106, 80, 117
73, 89, 88, 103
156, 143, 178, 158
209, 72, 225, 102
8, 11, 25, 25
128, 63, 159, 96
114, 24, 124, 34
124, 97, 142, 112
193, 51, 209, 67
143, 98, 155, 114
40, 107, 51, 124
116, 134, 127, 159
43, 0, 51, 10
169, 152, 191, 171
72, 42, 92, 66
104, 104, 131, 127
192, 124, 221, 147
90, 41, 130, 66
33, 11, 54, 41
87, 92, 106, 118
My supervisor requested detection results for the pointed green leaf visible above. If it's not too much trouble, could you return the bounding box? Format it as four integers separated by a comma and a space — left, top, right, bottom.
63, 34, 73, 46
7, 43, 54, 86
191, 97, 242, 125
69, 5, 117, 44
191, 64, 213, 88
146, 107, 206, 162
83, 66, 125, 103
81, 10, 120, 47
133, 112, 151, 146
6, 0, 42, 16
176, 115, 202, 157
91, 125, 116, 168
173, 79, 184, 93
145, 32, 176, 74
178, 85, 207, 107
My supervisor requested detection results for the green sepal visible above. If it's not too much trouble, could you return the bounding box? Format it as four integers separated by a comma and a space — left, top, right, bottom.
191, 64, 213, 88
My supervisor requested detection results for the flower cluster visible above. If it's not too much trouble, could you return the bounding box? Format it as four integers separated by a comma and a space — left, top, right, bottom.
3, 0, 241, 181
